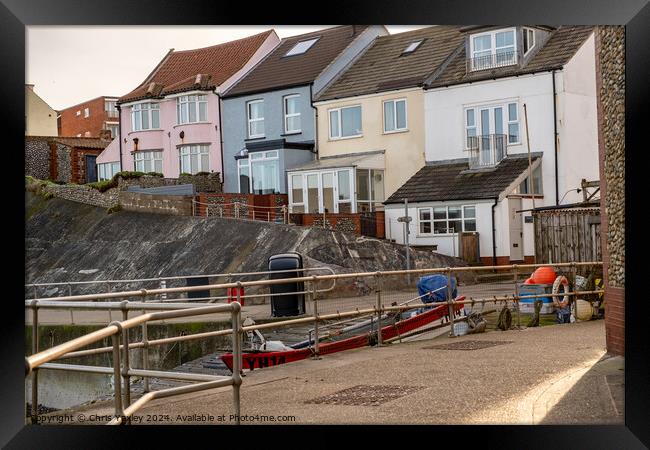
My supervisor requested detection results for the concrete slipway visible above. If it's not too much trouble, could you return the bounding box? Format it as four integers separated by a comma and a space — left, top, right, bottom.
42, 320, 623, 425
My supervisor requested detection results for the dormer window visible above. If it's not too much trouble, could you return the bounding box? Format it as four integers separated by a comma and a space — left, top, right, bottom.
523, 28, 535, 55
469, 28, 517, 71
402, 40, 424, 54
285, 38, 319, 57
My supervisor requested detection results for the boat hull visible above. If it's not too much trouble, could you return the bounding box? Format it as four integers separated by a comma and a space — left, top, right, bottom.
221, 301, 462, 372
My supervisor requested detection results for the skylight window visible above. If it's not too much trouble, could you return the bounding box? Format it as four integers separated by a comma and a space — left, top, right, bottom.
285, 38, 319, 57
402, 40, 424, 54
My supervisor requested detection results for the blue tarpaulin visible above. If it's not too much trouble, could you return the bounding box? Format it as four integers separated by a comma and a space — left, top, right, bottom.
417, 274, 457, 303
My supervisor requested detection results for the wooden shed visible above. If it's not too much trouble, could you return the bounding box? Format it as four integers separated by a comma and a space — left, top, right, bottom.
532, 202, 601, 264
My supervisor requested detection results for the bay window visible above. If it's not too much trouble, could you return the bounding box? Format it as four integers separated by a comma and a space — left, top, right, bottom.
132, 103, 160, 131
180, 144, 210, 174
418, 205, 477, 235
134, 151, 163, 173
177, 94, 208, 124
249, 150, 279, 194
98, 162, 120, 181
329, 105, 362, 139
284, 95, 301, 134
247, 100, 264, 138
383, 98, 407, 133
288, 168, 354, 214
237, 159, 250, 194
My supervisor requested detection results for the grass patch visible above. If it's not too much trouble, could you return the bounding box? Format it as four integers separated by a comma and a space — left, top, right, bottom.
107, 204, 122, 214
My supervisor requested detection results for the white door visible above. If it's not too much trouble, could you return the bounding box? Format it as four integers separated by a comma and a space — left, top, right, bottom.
478, 106, 505, 165
508, 197, 524, 261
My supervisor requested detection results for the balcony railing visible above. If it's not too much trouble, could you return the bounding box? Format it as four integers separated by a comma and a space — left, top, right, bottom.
465, 134, 507, 169
467, 50, 517, 72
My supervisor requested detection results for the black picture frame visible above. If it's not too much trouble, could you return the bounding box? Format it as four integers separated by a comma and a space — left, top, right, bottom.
2, 0, 648, 447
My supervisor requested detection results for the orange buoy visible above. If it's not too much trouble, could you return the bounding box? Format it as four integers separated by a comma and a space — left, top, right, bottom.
524, 277, 535, 284
531, 266, 556, 285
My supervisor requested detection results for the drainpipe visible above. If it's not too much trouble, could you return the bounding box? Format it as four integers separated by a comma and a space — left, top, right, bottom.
552, 69, 559, 205
309, 83, 318, 156
491, 197, 498, 266
216, 90, 225, 190
117, 104, 123, 171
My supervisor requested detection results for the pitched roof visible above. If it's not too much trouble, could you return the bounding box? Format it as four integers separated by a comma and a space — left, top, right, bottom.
223, 26, 370, 98
52, 137, 111, 149
425, 26, 594, 89
118, 30, 275, 104
316, 26, 465, 102
384, 154, 542, 204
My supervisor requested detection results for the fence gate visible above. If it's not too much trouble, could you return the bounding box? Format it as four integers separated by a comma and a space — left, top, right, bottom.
459, 232, 480, 264
359, 212, 377, 237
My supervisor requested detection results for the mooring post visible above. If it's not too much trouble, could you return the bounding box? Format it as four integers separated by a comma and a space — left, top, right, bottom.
446, 268, 456, 337
120, 302, 131, 410
375, 272, 383, 347
30, 301, 39, 424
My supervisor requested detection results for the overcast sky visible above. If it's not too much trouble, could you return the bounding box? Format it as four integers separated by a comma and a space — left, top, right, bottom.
26, 26, 426, 111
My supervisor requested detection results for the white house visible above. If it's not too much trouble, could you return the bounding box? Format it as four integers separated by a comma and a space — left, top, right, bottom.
384, 26, 600, 265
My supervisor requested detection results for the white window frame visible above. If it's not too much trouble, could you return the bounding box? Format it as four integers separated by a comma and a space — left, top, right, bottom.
246, 99, 265, 139
288, 167, 355, 214
402, 40, 424, 54
417, 204, 477, 236
134, 150, 163, 173
84, 108, 90, 118
383, 98, 408, 133
176, 94, 208, 125
355, 168, 384, 212
463, 101, 520, 147
237, 158, 251, 194
247, 150, 279, 194
469, 27, 517, 71
283, 94, 301, 134
98, 162, 121, 181
329, 105, 362, 140
131, 103, 160, 131
179, 144, 210, 174
523, 27, 536, 55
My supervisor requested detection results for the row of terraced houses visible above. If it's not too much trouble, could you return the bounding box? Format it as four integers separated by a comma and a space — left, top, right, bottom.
96, 25, 600, 265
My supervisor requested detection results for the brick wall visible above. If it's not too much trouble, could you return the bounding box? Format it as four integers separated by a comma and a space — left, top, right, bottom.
196, 193, 287, 220
119, 191, 193, 216
595, 26, 625, 356
70, 148, 104, 184
58, 96, 118, 138
289, 212, 386, 238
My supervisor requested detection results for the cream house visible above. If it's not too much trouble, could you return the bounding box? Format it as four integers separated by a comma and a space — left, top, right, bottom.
286, 26, 464, 214
25, 84, 57, 136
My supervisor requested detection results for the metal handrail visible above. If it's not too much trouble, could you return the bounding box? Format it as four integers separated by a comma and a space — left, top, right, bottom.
26, 302, 243, 425
466, 50, 517, 72
465, 134, 508, 169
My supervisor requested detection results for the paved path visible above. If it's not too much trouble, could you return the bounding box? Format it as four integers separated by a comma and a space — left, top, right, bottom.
42, 320, 622, 425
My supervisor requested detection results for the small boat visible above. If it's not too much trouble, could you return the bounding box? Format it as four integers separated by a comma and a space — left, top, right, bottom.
221, 297, 465, 372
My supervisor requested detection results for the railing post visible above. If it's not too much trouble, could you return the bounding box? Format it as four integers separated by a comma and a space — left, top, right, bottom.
142, 313, 150, 392
30, 301, 39, 424
231, 302, 242, 425
375, 272, 383, 347
159, 279, 167, 300
571, 262, 577, 318
513, 265, 521, 329
311, 277, 321, 359
110, 324, 124, 423
120, 301, 131, 411
446, 268, 456, 337
68, 283, 74, 324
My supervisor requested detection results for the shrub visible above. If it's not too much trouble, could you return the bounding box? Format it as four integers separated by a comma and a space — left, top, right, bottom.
25, 175, 34, 184
41, 191, 54, 200
87, 179, 118, 192
112, 171, 146, 180
146, 172, 164, 177
107, 204, 122, 214
179, 172, 193, 177
195, 171, 211, 176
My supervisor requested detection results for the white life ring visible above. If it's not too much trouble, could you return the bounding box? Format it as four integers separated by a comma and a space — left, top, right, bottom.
552, 275, 570, 308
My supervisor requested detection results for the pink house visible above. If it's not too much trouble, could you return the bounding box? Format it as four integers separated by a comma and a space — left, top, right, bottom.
97, 30, 280, 181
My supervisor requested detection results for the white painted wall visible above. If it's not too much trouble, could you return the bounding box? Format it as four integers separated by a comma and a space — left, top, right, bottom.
556, 32, 599, 205
385, 200, 496, 258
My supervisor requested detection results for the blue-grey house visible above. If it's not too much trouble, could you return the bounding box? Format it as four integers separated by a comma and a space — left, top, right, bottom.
221, 25, 387, 194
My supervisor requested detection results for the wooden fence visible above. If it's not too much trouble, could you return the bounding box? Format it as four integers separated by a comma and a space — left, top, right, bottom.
533, 206, 601, 264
